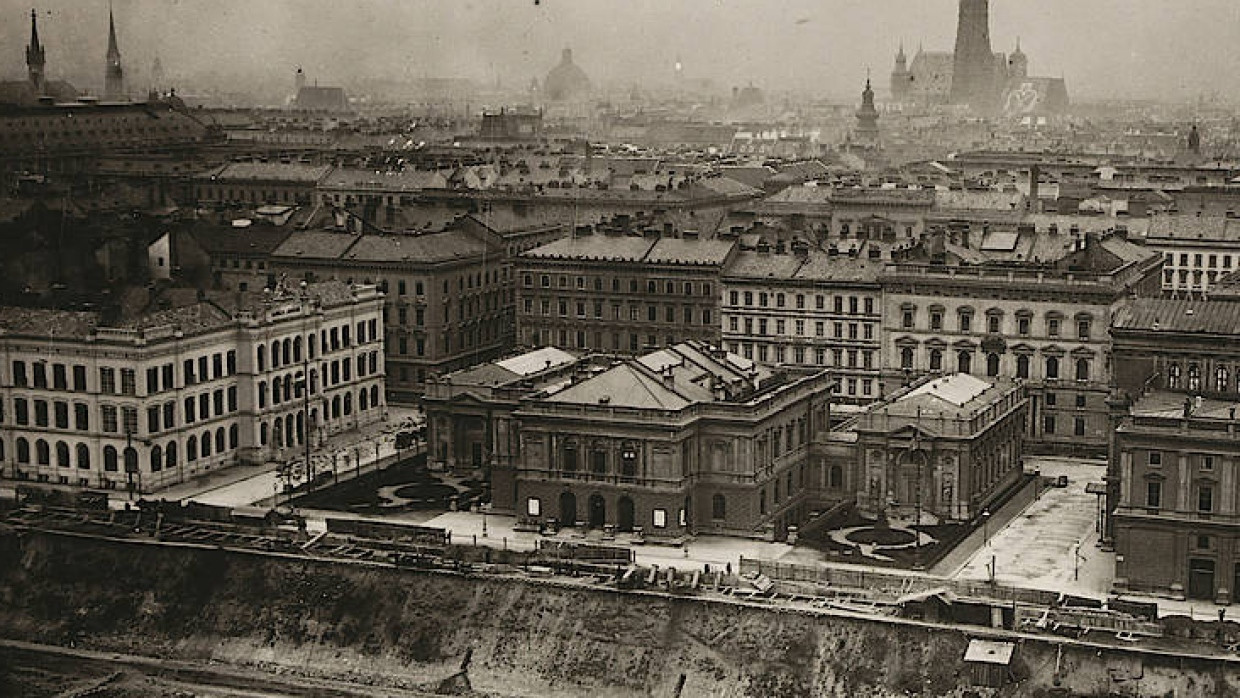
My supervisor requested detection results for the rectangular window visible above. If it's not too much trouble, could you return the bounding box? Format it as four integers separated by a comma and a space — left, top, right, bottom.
652, 509, 667, 529
120, 368, 136, 395
1074, 416, 1086, 436
163, 402, 174, 429
1044, 415, 1056, 434
1199, 485, 1214, 513
13, 398, 27, 425
53, 401, 68, 429
1148, 451, 1162, 466
34, 400, 48, 427
526, 497, 541, 517
148, 406, 161, 433
53, 364, 67, 390
146, 367, 159, 394
1203, 455, 1215, 471
1146, 480, 1161, 508
75, 403, 89, 431
73, 365, 87, 391
32, 362, 46, 389
102, 405, 118, 433
123, 407, 138, 435
12, 361, 26, 387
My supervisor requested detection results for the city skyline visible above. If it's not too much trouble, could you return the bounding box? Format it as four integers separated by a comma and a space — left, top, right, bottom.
0, 0, 1237, 103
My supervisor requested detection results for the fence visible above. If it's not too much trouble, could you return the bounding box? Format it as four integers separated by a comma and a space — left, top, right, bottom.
739, 557, 1060, 606
535, 539, 635, 563
325, 517, 450, 546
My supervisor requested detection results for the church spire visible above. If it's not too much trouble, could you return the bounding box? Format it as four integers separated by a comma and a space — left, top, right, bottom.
104, 1, 125, 100
26, 8, 46, 92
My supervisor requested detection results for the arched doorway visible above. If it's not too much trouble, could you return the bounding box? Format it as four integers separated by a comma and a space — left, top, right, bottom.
559, 491, 577, 526
588, 493, 606, 528
617, 496, 635, 532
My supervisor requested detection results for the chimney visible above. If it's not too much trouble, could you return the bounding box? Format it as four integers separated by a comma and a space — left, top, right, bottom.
1028, 164, 1040, 209
662, 366, 675, 390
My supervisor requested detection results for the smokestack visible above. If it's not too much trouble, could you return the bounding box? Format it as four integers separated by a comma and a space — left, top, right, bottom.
1029, 164, 1040, 211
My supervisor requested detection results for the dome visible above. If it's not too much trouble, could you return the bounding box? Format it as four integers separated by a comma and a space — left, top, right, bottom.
544, 48, 592, 102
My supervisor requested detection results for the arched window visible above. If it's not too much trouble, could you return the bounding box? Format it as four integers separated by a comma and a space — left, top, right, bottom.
229, 425, 239, 449
283, 378, 291, 402
215, 428, 225, 453
1188, 363, 1202, 392
957, 351, 972, 374
343, 393, 353, 415
257, 345, 266, 372
1168, 363, 1182, 390
166, 441, 178, 469
987, 353, 1000, 377
929, 349, 943, 372
1046, 356, 1060, 380
201, 430, 212, 457
150, 445, 163, 472
293, 336, 302, 362
900, 347, 914, 370
370, 385, 379, 408
260, 422, 269, 446
359, 388, 369, 411
1016, 355, 1030, 379
258, 381, 267, 408
15, 438, 28, 464
712, 494, 726, 520
1075, 358, 1090, 381
36, 439, 49, 465
282, 338, 292, 366
76, 443, 90, 470
123, 447, 137, 474
271, 376, 282, 405
270, 340, 280, 369
187, 436, 198, 462
104, 445, 118, 471
274, 417, 285, 448
331, 396, 340, 419
55, 441, 69, 468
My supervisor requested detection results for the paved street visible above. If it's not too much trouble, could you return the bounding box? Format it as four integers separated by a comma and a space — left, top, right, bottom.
952, 456, 1113, 598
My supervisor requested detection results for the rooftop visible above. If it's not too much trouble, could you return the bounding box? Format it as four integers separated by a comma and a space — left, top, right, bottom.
523, 234, 735, 266
1112, 298, 1240, 336
200, 162, 333, 184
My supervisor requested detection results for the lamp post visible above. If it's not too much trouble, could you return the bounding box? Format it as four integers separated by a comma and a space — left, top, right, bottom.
982, 508, 992, 546
1073, 542, 1081, 581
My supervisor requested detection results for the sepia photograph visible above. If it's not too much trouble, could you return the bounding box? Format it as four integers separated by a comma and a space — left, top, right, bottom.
0, 1, 1239, 695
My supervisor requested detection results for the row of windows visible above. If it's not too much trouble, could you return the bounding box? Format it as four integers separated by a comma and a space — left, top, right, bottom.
1165, 252, 1237, 270
11, 427, 236, 473
255, 322, 378, 373
728, 316, 875, 341
528, 329, 710, 353
727, 291, 876, 315
899, 348, 1092, 381
525, 273, 713, 298
1165, 363, 1240, 393
731, 342, 876, 370
1143, 479, 1216, 514
523, 298, 712, 326
1043, 414, 1089, 437
901, 308, 1091, 340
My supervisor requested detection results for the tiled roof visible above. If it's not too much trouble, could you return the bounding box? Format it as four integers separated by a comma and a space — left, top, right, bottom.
188, 224, 295, 256
270, 230, 361, 260
546, 363, 689, 410
320, 168, 447, 191
645, 238, 735, 265
120, 302, 232, 333
344, 231, 489, 264
203, 162, 332, 183
1113, 298, 1240, 335
0, 307, 100, 339
1143, 214, 1240, 243
523, 235, 656, 262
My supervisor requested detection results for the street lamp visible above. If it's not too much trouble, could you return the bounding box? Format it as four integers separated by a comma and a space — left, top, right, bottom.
1073, 542, 1081, 581
981, 508, 992, 546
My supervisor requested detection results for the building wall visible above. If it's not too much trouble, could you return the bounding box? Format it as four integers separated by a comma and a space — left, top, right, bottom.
1114, 422, 1240, 603
1, 287, 385, 494
883, 281, 1115, 452
272, 257, 513, 400
517, 256, 721, 354
721, 275, 883, 405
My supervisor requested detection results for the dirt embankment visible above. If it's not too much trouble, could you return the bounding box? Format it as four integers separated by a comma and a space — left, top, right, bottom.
1, 529, 1239, 698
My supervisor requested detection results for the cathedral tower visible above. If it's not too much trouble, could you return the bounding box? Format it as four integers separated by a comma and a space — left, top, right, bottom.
104, 4, 125, 100
26, 9, 45, 93
950, 0, 996, 109
890, 42, 911, 103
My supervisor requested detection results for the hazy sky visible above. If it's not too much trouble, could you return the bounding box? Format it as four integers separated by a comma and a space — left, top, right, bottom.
2, 0, 1238, 101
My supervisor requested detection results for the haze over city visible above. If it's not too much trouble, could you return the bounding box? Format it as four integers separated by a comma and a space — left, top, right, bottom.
2, 0, 1239, 101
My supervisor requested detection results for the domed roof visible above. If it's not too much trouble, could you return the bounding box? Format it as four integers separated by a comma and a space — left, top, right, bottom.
544, 48, 592, 102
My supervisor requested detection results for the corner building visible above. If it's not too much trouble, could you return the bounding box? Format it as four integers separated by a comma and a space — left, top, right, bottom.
0, 282, 385, 494
511, 341, 834, 540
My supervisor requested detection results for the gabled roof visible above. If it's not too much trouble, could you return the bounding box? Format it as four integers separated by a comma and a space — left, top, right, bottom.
546, 362, 690, 410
